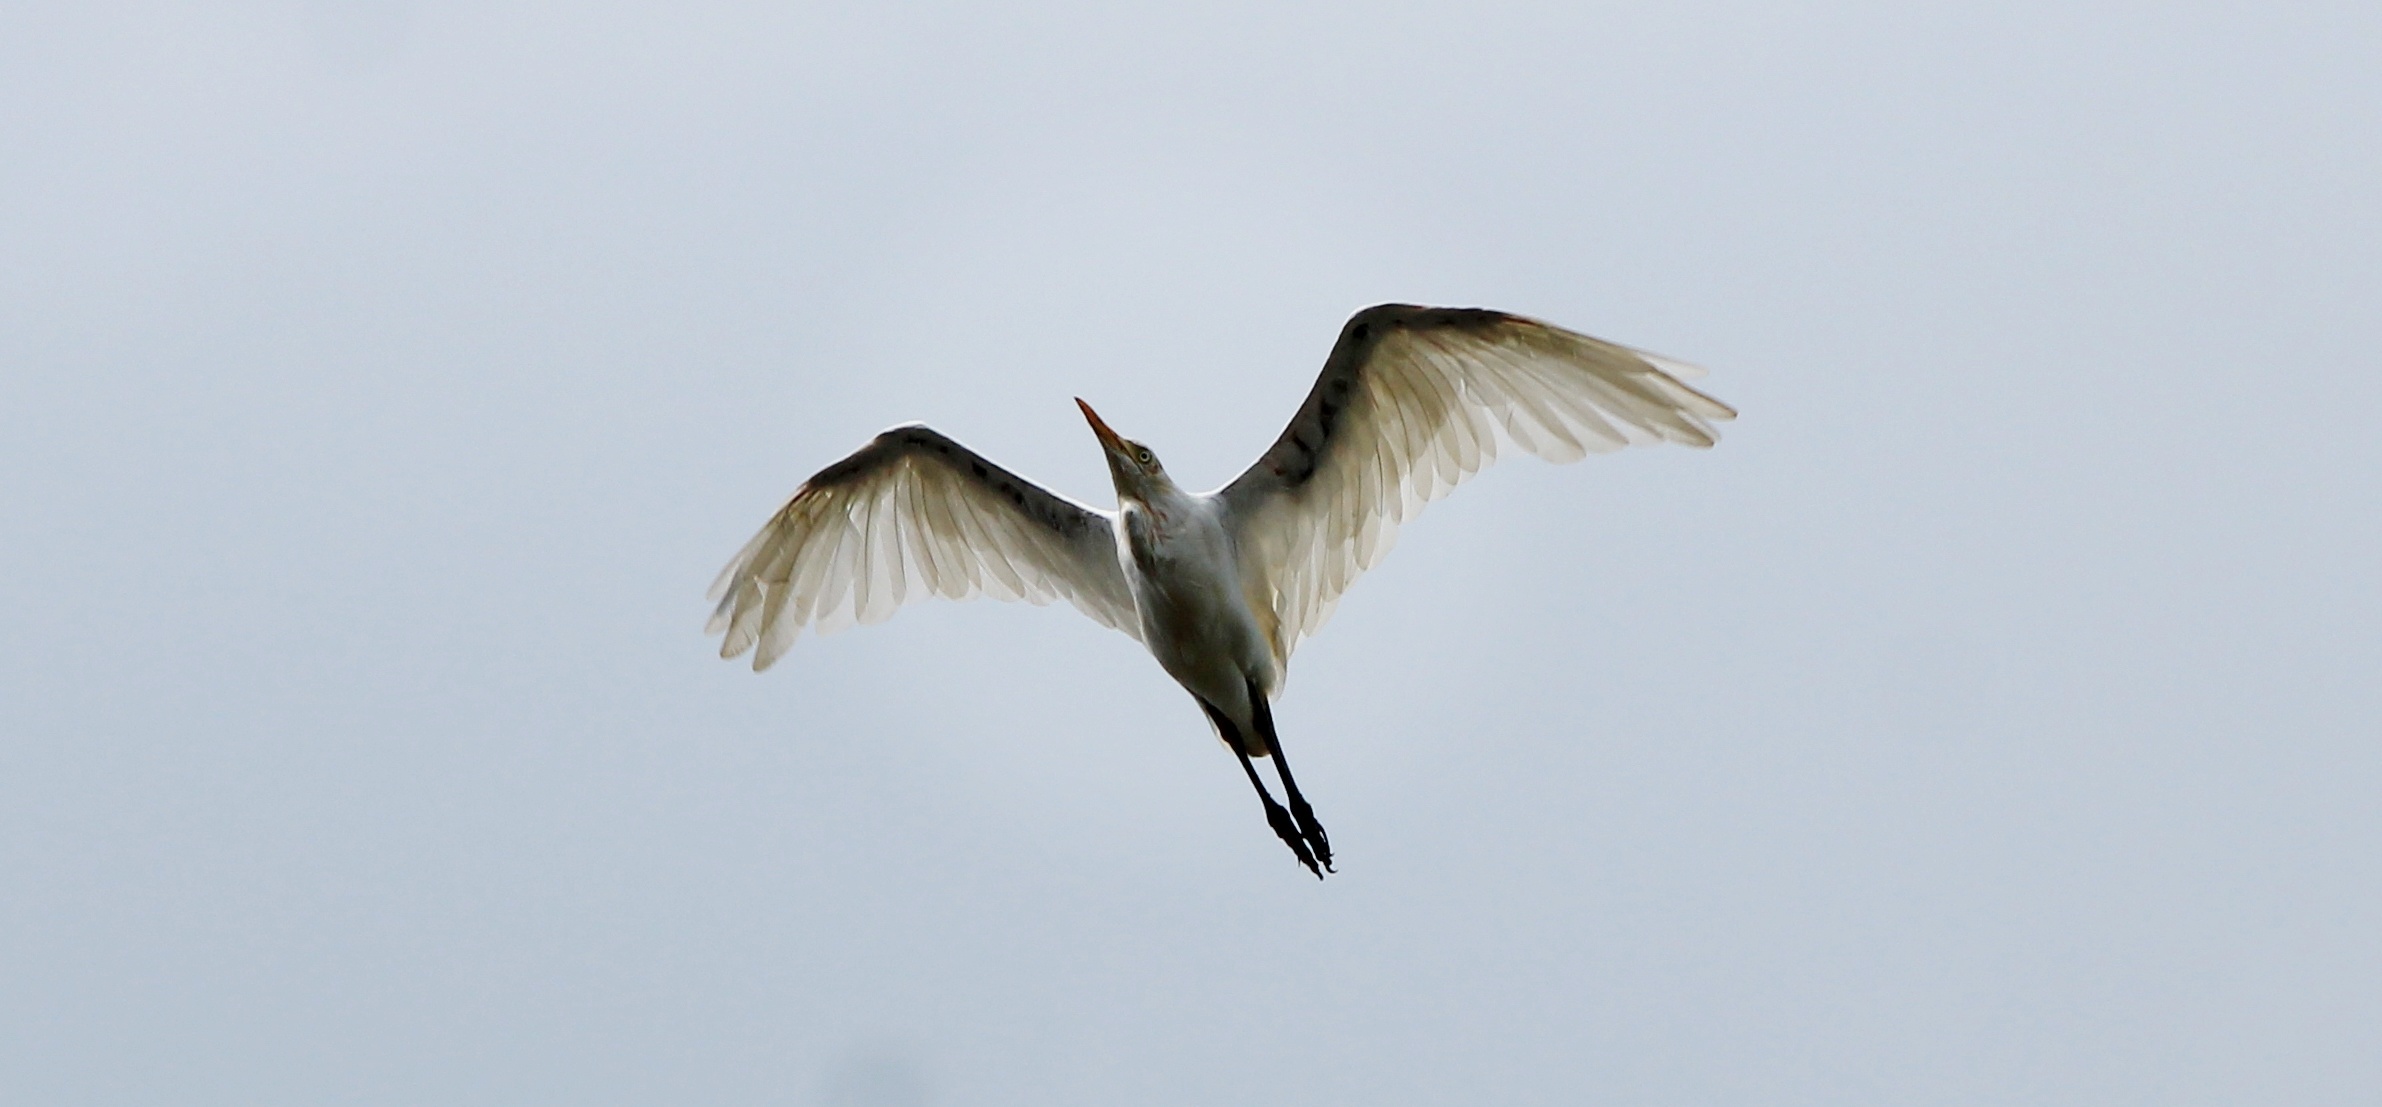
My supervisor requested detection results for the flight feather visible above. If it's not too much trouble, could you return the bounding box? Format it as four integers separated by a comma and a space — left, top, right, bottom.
1219, 304, 1735, 679
709, 424, 1140, 670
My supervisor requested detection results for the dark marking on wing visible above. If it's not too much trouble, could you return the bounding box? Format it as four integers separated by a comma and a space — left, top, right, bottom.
713, 419, 1146, 657
797, 424, 1104, 544
1250, 305, 1403, 487
1228, 303, 1535, 492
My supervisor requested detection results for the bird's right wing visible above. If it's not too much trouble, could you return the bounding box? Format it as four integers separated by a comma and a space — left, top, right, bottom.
708, 423, 1140, 670
1219, 304, 1735, 677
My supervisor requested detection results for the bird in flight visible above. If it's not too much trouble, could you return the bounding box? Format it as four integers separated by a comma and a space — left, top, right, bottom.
708, 304, 1734, 877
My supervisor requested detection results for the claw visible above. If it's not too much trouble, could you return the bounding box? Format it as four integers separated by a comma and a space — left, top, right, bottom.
1289, 794, 1333, 873
1265, 798, 1323, 878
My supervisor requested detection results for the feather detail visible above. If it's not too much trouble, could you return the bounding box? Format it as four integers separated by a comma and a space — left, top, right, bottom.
709, 423, 1140, 670
1219, 304, 1735, 676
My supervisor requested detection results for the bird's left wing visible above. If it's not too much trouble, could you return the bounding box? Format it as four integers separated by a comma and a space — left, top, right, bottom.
1219, 304, 1735, 680
709, 424, 1139, 670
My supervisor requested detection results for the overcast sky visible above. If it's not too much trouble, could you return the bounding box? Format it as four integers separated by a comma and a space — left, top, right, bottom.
4, 2, 2377, 1104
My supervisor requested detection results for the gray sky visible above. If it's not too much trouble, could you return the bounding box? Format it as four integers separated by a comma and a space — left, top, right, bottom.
4, 2, 2377, 1104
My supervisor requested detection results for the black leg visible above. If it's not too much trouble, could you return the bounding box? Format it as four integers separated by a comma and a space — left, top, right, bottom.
1197, 696, 1322, 879
1246, 678, 1333, 873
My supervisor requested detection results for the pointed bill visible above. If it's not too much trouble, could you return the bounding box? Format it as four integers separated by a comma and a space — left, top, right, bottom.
1075, 397, 1126, 454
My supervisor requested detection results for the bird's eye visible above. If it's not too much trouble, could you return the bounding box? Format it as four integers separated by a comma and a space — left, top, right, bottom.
1135, 447, 1154, 466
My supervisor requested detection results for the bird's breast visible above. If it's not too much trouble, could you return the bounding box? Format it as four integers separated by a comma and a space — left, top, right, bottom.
1117, 500, 1274, 709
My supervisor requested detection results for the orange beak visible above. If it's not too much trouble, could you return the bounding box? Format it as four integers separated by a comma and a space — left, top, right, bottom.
1075, 397, 1126, 455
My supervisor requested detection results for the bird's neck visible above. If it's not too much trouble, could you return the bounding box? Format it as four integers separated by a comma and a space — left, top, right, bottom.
1120, 483, 1211, 578
1123, 479, 1195, 521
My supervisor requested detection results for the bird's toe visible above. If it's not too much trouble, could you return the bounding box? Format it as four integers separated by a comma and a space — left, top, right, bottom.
1263, 801, 1323, 878
1288, 798, 1332, 872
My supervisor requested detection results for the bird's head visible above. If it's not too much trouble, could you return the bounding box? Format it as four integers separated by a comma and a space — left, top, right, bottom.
1076, 398, 1172, 503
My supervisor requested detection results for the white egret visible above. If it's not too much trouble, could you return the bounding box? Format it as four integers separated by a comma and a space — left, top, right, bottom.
708, 304, 1735, 877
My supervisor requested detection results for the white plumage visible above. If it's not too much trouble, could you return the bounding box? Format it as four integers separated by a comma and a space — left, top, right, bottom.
707, 423, 1138, 670
708, 303, 1735, 877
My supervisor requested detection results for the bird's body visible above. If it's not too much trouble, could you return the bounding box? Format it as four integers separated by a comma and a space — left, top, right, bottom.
1114, 476, 1276, 755
709, 303, 1735, 877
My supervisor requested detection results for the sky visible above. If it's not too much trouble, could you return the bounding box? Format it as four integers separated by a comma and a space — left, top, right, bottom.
3, 2, 2378, 1104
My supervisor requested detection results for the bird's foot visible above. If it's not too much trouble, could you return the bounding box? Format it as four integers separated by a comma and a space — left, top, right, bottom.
1264, 799, 1323, 879
1287, 795, 1333, 874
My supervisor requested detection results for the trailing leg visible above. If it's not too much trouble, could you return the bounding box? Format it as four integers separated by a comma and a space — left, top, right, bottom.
1246, 677, 1332, 873
1196, 695, 1322, 879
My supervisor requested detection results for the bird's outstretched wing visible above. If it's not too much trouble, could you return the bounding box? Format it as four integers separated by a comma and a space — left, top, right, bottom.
1219, 304, 1735, 678
709, 424, 1139, 670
